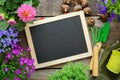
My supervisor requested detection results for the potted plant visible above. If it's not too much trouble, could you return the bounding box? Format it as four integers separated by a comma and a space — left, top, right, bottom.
48, 62, 89, 80
0, 0, 39, 31
0, 27, 35, 80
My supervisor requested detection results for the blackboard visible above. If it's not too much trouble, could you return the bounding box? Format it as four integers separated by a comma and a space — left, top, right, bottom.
25, 11, 92, 69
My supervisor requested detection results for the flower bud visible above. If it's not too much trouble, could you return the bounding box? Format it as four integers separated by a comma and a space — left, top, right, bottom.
7, 16, 16, 25
0, 13, 5, 20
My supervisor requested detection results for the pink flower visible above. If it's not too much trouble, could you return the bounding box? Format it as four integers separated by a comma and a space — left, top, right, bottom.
7, 18, 16, 25
0, 13, 5, 20
17, 4, 36, 22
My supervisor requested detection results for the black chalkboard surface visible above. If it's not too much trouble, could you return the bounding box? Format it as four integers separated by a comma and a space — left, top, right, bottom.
25, 11, 92, 68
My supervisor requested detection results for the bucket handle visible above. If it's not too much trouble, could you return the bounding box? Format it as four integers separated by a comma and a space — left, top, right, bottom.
116, 48, 120, 51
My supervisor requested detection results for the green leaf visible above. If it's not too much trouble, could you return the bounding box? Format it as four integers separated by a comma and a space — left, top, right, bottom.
48, 62, 89, 80
5, 0, 17, 10
0, 7, 5, 13
27, 21, 34, 24
13, 20, 26, 31
0, 0, 7, 6
13, 0, 21, 3
32, 0, 40, 7
23, 1, 32, 5
0, 43, 2, 47
0, 20, 9, 30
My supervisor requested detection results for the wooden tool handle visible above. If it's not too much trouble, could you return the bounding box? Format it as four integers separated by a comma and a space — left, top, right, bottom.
90, 55, 93, 70
90, 42, 102, 70
92, 42, 102, 77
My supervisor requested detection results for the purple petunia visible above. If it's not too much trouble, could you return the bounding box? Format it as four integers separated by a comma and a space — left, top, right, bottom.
28, 59, 34, 66
14, 77, 21, 80
15, 69, 21, 75
4, 78, 9, 80
4, 67, 9, 72
19, 57, 35, 78
19, 58, 25, 66
12, 48, 19, 56
1, 43, 35, 79
108, 11, 116, 22
112, 0, 116, 4
27, 47, 31, 52
6, 53, 12, 59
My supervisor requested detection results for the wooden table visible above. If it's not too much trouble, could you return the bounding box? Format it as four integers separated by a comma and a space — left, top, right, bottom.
19, 0, 120, 80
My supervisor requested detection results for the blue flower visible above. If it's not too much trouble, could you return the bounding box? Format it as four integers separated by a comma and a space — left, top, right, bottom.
108, 11, 116, 22
99, 5, 107, 14
102, 0, 108, 4
112, 0, 116, 4
0, 26, 19, 53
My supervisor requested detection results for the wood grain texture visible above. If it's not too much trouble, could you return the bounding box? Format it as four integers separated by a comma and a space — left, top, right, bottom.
31, 69, 58, 80
36, 0, 63, 16
36, 0, 98, 16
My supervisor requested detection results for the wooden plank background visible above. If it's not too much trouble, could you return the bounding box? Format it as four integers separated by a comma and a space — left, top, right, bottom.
36, 0, 98, 16
18, 0, 120, 80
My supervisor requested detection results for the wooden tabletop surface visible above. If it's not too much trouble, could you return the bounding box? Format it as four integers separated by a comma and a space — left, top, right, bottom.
18, 0, 120, 80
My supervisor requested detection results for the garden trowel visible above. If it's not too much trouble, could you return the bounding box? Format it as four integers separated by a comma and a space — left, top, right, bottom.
90, 21, 110, 77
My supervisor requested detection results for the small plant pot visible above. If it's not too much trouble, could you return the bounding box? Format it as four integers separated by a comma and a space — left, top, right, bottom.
106, 48, 120, 74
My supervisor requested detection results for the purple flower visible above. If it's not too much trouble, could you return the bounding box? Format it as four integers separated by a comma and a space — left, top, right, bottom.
108, 11, 116, 22
19, 58, 25, 66
14, 77, 21, 80
6, 53, 12, 59
15, 69, 21, 75
27, 47, 31, 52
12, 48, 19, 56
4, 59, 9, 64
20, 47, 24, 52
4, 78, 9, 80
24, 58, 29, 64
30, 66, 35, 73
4, 68, 9, 72
102, 0, 108, 4
112, 0, 116, 4
26, 66, 29, 71
5, 37, 12, 46
13, 38, 19, 44
0, 49, 4, 53
28, 73, 32, 78
99, 5, 107, 14
0, 27, 19, 53
28, 59, 34, 66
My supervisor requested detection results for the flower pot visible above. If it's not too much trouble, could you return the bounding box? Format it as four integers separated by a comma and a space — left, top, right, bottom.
106, 48, 120, 74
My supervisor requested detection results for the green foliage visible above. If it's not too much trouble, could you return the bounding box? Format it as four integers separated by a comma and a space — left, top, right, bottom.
0, 0, 6, 6
0, 20, 9, 30
13, 19, 26, 31
48, 62, 89, 80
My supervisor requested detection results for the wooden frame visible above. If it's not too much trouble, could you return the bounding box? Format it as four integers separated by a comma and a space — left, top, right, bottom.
25, 11, 92, 69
